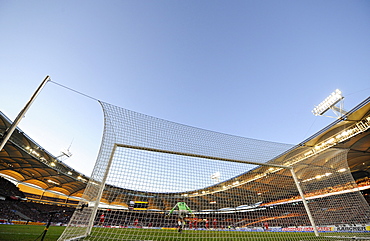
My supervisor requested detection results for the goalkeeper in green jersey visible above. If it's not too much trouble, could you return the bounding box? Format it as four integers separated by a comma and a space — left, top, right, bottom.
167, 202, 194, 233
168, 202, 193, 218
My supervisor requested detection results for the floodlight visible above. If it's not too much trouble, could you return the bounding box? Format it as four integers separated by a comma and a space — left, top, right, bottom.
210, 171, 220, 183
56, 146, 73, 161
312, 89, 344, 116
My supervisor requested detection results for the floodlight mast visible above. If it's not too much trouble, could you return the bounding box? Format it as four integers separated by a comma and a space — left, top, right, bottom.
210, 171, 221, 184
56, 140, 74, 161
312, 89, 347, 118
56, 149, 73, 162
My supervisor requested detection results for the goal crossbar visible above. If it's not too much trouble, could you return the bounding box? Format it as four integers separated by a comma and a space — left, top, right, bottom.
115, 144, 291, 169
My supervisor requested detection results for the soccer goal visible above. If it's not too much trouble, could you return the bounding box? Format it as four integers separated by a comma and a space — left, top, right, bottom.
58, 101, 370, 241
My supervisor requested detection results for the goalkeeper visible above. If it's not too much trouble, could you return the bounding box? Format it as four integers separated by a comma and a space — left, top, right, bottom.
168, 202, 194, 218
167, 202, 194, 233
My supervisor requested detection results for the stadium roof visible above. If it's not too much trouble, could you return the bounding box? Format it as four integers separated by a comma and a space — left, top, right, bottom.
0, 113, 89, 198
0, 97, 369, 210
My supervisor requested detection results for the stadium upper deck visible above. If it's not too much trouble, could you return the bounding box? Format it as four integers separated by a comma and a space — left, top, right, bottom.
0, 112, 88, 202
0, 97, 369, 209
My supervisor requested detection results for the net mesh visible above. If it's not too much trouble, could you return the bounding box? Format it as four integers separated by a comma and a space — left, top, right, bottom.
58, 101, 370, 241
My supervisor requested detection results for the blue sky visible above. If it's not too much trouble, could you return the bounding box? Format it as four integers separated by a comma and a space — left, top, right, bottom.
0, 1, 369, 177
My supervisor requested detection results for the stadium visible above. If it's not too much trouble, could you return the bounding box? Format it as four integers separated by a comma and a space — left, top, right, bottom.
1, 91, 370, 241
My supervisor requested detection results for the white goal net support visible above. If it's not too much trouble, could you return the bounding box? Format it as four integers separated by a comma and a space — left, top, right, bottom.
59, 101, 370, 241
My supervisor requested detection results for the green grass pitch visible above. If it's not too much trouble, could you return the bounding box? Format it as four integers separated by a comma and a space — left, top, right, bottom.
0, 225, 65, 241
0, 225, 361, 241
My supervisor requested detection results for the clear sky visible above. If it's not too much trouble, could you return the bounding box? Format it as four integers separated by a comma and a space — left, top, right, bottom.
0, 0, 369, 177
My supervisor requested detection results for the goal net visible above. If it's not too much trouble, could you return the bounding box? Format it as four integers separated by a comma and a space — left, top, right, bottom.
58, 101, 370, 241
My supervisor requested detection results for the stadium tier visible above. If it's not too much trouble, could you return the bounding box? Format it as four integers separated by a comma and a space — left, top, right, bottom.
1, 97, 369, 240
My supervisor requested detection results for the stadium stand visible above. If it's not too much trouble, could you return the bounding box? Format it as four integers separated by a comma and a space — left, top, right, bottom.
0, 176, 74, 224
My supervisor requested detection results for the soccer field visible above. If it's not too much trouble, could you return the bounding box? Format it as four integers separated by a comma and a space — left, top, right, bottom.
0, 225, 65, 241
0, 225, 362, 241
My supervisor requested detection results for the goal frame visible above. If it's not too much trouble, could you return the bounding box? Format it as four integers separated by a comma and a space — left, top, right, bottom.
83, 143, 319, 238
